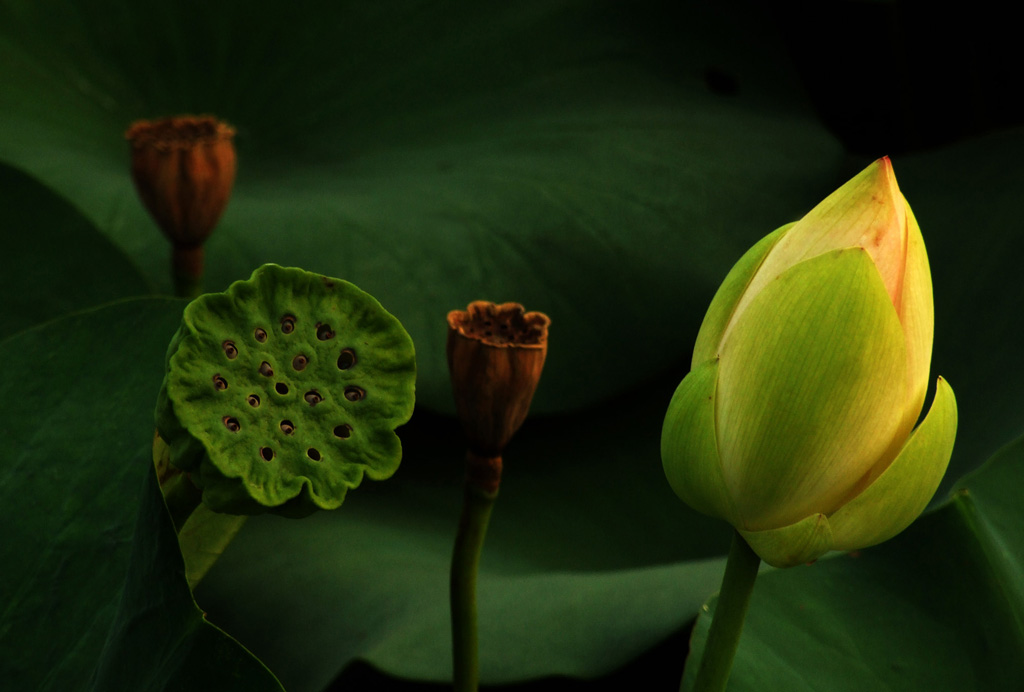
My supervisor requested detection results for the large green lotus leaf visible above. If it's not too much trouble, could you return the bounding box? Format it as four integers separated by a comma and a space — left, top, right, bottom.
684, 434, 1024, 691
196, 380, 733, 691
90, 466, 285, 692
0, 161, 150, 341
0, 298, 281, 692
0, 0, 844, 413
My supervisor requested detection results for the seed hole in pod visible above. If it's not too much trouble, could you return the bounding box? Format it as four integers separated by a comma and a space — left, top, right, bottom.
247, 394, 261, 407
281, 315, 296, 334
307, 448, 321, 461
304, 390, 323, 406
223, 416, 240, 432
316, 323, 335, 341
333, 424, 353, 439
254, 327, 268, 343
344, 386, 365, 402
280, 420, 295, 435
259, 361, 274, 377
292, 354, 308, 371
276, 382, 289, 395
223, 340, 238, 359
337, 348, 356, 370
260, 446, 274, 461
213, 374, 228, 390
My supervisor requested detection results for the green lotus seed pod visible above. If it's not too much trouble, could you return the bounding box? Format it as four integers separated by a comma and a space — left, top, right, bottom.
155, 264, 416, 517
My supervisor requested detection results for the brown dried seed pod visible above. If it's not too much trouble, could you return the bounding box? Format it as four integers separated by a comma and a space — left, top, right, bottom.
446, 300, 550, 460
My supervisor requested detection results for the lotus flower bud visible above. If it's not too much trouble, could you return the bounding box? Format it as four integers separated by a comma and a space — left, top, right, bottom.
661, 158, 957, 567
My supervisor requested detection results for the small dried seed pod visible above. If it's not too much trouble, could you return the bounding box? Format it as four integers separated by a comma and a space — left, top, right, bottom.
281, 315, 296, 334
280, 420, 295, 435
446, 301, 550, 459
304, 390, 323, 406
247, 394, 261, 407
213, 374, 228, 390
254, 327, 268, 343
125, 116, 236, 297
293, 354, 308, 371
222, 340, 238, 359
125, 116, 236, 247
344, 386, 365, 402
316, 323, 335, 341
223, 416, 240, 432
259, 361, 274, 377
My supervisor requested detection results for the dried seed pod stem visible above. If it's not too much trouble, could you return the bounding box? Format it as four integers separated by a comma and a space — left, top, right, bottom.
161, 469, 205, 531
172, 245, 206, 300
450, 480, 496, 692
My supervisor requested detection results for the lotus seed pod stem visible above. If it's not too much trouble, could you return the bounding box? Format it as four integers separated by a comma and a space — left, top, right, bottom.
161, 470, 204, 531
153, 430, 204, 531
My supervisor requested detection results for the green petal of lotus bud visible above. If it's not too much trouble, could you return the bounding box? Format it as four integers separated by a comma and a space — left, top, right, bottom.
662, 158, 957, 568
156, 264, 416, 517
